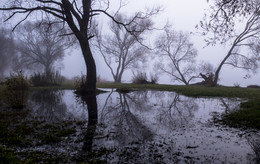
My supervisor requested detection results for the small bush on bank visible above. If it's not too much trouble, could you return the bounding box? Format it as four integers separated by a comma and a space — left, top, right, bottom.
4, 71, 30, 109
233, 83, 240, 88
5, 71, 30, 91
132, 72, 148, 84
150, 73, 159, 84
30, 70, 65, 86
132, 72, 158, 84
74, 74, 88, 94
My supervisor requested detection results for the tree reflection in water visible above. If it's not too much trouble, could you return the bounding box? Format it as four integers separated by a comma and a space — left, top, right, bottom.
111, 92, 153, 144
247, 133, 260, 163
28, 90, 69, 121
119, 91, 198, 130
97, 91, 169, 163
77, 91, 154, 163
78, 93, 98, 152
156, 92, 198, 130
94, 90, 199, 163
24, 90, 258, 163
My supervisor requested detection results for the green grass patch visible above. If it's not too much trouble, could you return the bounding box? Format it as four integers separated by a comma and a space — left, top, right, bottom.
222, 100, 260, 129
0, 146, 22, 164
97, 83, 260, 99
27, 82, 260, 99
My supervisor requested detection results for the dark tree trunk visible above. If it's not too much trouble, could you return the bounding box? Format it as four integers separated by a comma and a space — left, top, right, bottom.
213, 41, 237, 86
196, 73, 215, 86
79, 39, 97, 93
62, 0, 96, 94
114, 78, 121, 83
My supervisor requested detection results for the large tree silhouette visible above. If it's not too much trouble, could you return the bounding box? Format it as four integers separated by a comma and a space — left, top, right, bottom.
0, 0, 160, 93
15, 21, 69, 75
155, 27, 199, 85
200, 0, 260, 86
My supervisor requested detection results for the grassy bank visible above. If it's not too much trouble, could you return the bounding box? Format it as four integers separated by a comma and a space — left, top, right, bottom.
3, 81, 258, 99
97, 82, 260, 99
1, 82, 260, 130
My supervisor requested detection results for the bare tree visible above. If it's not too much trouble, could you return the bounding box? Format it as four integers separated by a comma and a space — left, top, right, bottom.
14, 21, 69, 75
155, 28, 198, 85
94, 14, 151, 83
200, 2, 260, 86
0, 0, 161, 93
205, 0, 258, 30
0, 28, 16, 80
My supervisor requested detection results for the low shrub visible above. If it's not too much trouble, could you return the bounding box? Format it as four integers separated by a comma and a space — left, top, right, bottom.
132, 72, 148, 84
74, 74, 88, 94
5, 71, 30, 91
150, 73, 159, 84
132, 72, 158, 84
30, 70, 65, 86
233, 83, 240, 88
4, 71, 30, 109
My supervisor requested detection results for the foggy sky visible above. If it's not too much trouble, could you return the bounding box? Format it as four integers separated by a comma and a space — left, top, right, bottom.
61, 0, 259, 86
1, 0, 259, 86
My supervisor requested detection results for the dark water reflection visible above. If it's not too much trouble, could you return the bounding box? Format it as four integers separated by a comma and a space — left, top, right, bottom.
28, 90, 68, 121
77, 93, 98, 153
26, 90, 259, 163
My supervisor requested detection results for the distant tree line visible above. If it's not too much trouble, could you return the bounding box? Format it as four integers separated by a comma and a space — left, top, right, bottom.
0, 21, 67, 86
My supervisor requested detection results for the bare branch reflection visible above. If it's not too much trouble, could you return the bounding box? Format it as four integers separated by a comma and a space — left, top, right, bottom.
247, 134, 260, 163
28, 90, 69, 121
156, 93, 198, 130
101, 91, 154, 145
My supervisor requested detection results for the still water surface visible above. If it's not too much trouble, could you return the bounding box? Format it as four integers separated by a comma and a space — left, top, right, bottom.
26, 89, 259, 163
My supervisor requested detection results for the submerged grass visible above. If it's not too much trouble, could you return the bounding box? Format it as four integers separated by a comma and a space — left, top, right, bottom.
222, 100, 260, 129
0, 146, 22, 164
0, 105, 78, 162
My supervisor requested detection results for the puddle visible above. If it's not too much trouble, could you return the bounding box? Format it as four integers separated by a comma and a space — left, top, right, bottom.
15, 90, 260, 163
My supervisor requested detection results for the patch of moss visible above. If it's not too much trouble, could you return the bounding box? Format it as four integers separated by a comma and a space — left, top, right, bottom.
57, 128, 76, 137
15, 122, 34, 136
18, 151, 65, 164
0, 146, 22, 164
36, 123, 76, 144
0, 121, 31, 147
43, 133, 62, 144
0, 122, 9, 138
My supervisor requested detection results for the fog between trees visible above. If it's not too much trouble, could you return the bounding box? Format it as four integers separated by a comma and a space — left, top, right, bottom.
0, 0, 260, 87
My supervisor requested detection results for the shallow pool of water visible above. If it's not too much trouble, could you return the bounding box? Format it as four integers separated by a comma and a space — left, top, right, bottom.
24, 89, 259, 163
